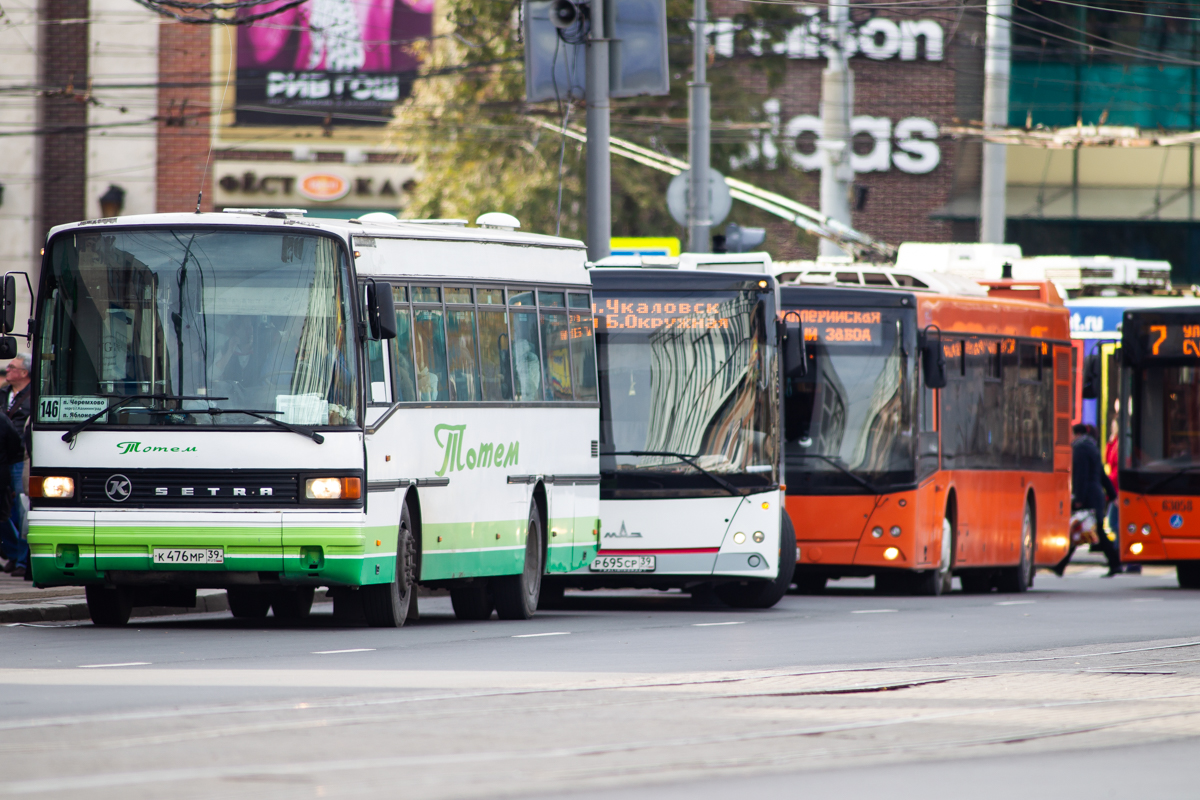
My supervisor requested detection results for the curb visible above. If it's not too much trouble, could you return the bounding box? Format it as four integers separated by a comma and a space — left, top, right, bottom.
0, 588, 330, 624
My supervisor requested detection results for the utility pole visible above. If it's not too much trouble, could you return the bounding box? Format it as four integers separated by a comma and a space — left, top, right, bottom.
819, 0, 853, 258
585, 0, 611, 260
687, 0, 711, 253
981, 0, 1011, 243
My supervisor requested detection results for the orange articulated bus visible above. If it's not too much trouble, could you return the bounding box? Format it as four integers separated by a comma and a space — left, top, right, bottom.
782, 279, 1074, 595
1117, 306, 1200, 586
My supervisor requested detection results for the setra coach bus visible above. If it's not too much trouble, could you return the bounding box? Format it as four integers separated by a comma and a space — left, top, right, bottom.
785, 279, 1074, 595
26, 210, 600, 626
1116, 305, 1200, 586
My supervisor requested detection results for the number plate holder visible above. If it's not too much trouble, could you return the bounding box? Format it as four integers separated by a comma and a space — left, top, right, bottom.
152, 548, 224, 565
589, 555, 655, 572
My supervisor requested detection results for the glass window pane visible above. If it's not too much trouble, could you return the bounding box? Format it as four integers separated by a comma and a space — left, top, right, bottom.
392, 307, 417, 402
446, 309, 480, 402
569, 307, 598, 401
412, 286, 440, 303
510, 310, 542, 400
479, 309, 513, 401
539, 291, 565, 308
445, 287, 472, 304
414, 308, 448, 401
541, 311, 572, 401
366, 339, 389, 403
509, 289, 534, 306
393, 285, 408, 301
568, 292, 590, 309
479, 288, 504, 305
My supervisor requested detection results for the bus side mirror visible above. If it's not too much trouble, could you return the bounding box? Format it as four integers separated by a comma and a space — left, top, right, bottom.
366, 282, 397, 340
1082, 353, 1100, 399
922, 339, 946, 389
1, 275, 15, 334
0, 337, 15, 360
783, 319, 807, 377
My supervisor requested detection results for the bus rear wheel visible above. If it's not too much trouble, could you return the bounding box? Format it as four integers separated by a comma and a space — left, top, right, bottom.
715, 515, 797, 609
997, 503, 1035, 593
227, 587, 271, 619
272, 587, 315, 622
493, 504, 544, 620
85, 585, 132, 627
1178, 562, 1200, 589
363, 503, 417, 628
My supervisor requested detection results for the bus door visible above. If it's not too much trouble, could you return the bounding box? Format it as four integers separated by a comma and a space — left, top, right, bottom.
1099, 341, 1120, 446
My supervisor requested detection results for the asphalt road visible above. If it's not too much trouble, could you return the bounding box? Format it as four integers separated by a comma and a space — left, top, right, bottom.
1, 565, 1199, 799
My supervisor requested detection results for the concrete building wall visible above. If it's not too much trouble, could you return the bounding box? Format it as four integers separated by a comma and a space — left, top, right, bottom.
0, 0, 41, 294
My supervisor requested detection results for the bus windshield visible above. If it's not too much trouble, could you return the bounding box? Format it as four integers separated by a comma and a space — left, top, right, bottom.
784, 306, 916, 494
596, 286, 778, 497
1125, 363, 1200, 479
38, 228, 359, 428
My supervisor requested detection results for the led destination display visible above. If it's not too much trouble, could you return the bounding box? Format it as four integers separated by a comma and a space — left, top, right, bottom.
797, 309, 882, 345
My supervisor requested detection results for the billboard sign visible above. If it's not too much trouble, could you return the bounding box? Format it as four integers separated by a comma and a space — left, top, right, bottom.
236, 0, 433, 126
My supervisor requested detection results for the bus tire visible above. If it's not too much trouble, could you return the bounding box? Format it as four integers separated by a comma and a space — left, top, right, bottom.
227, 587, 271, 619
911, 516, 955, 596
997, 503, 1036, 593
85, 585, 132, 627
1177, 562, 1200, 589
494, 504, 544, 620
363, 504, 417, 628
451, 583, 493, 620
272, 587, 315, 622
715, 515, 797, 609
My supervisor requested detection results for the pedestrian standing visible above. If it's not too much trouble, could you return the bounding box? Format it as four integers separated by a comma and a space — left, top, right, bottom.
1074, 423, 1121, 577
0, 411, 24, 576
0, 354, 30, 578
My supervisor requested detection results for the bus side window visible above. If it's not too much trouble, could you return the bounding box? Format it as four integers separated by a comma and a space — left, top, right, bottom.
365, 339, 390, 404
392, 301, 417, 402
539, 291, 572, 401
569, 293, 598, 401
509, 289, 542, 401
918, 380, 939, 479
446, 303, 481, 402
478, 304, 513, 402
412, 289, 449, 402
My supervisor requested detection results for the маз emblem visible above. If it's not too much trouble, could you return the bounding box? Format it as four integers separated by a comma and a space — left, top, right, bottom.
105, 474, 132, 502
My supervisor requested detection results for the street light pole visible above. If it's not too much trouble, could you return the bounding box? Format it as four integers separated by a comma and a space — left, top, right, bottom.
819, 0, 853, 258
981, 0, 1011, 243
585, 0, 611, 260
687, 0, 711, 253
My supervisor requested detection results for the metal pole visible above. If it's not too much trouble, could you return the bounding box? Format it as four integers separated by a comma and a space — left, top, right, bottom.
981, 0, 1011, 243
585, 0, 611, 260
819, 0, 853, 258
688, 0, 711, 253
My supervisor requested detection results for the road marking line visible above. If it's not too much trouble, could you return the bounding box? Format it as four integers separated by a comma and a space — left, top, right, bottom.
693, 621, 745, 627
78, 662, 151, 669
851, 609, 898, 614
312, 649, 376, 655
995, 600, 1036, 606
512, 632, 571, 638
1132, 598, 1164, 602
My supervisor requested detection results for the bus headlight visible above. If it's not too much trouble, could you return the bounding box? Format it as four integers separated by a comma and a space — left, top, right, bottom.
871, 527, 884, 538
1142, 524, 1152, 536
40, 477, 74, 498
753, 531, 765, 543
883, 547, 900, 561
305, 477, 361, 500
733, 532, 746, 544
1130, 542, 1144, 555
1127, 523, 1136, 534
890, 526, 902, 538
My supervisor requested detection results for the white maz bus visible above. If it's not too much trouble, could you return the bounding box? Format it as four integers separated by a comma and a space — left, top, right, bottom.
545, 264, 796, 608
28, 210, 600, 626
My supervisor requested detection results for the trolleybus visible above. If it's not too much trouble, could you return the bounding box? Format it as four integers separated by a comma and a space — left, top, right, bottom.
1117, 305, 1200, 586
547, 264, 795, 608
785, 279, 1074, 595
27, 210, 600, 625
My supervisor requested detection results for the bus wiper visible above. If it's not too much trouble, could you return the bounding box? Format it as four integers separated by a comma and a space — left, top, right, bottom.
605, 450, 745, 497
791, 453, 881, 495
150, 406, 325, 444
61, 393, 226, 444
1146, 465, 1200, 494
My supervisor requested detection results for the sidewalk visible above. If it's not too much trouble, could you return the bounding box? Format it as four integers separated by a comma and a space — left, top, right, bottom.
0, 573, 236, 623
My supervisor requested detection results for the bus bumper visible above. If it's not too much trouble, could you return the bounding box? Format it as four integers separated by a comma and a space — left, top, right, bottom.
1120, 493, 1198, 563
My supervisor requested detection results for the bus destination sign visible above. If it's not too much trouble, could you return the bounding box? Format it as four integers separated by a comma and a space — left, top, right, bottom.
1142, 322, 1200, 358
799, 309, 882, 345
594, 298, 733, 331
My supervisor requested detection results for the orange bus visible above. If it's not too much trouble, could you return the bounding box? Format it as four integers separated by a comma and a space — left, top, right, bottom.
1117, 305, 1200, 586
782, 279, 1074, 595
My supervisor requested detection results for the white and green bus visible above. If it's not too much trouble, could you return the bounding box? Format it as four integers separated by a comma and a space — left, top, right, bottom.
28, 210, 600, 626
544, 262, 797, 608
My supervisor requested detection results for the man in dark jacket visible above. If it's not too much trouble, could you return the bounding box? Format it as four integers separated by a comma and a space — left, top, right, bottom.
0, 354, 30, 577
0, 411, 25, 576
1072, 423, 1121, 576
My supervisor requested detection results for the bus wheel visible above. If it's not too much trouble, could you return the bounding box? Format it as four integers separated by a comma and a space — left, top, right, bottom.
715, 515, 797, 609
1177, 562, 1200, 589
85, 585, 132, 627
272, 587, 315, 622
363, 504, 417, 628
227, 587, 271, 619
997, 503, 1035, 593
911, 517, 954, 597
494, 505, 544, 620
